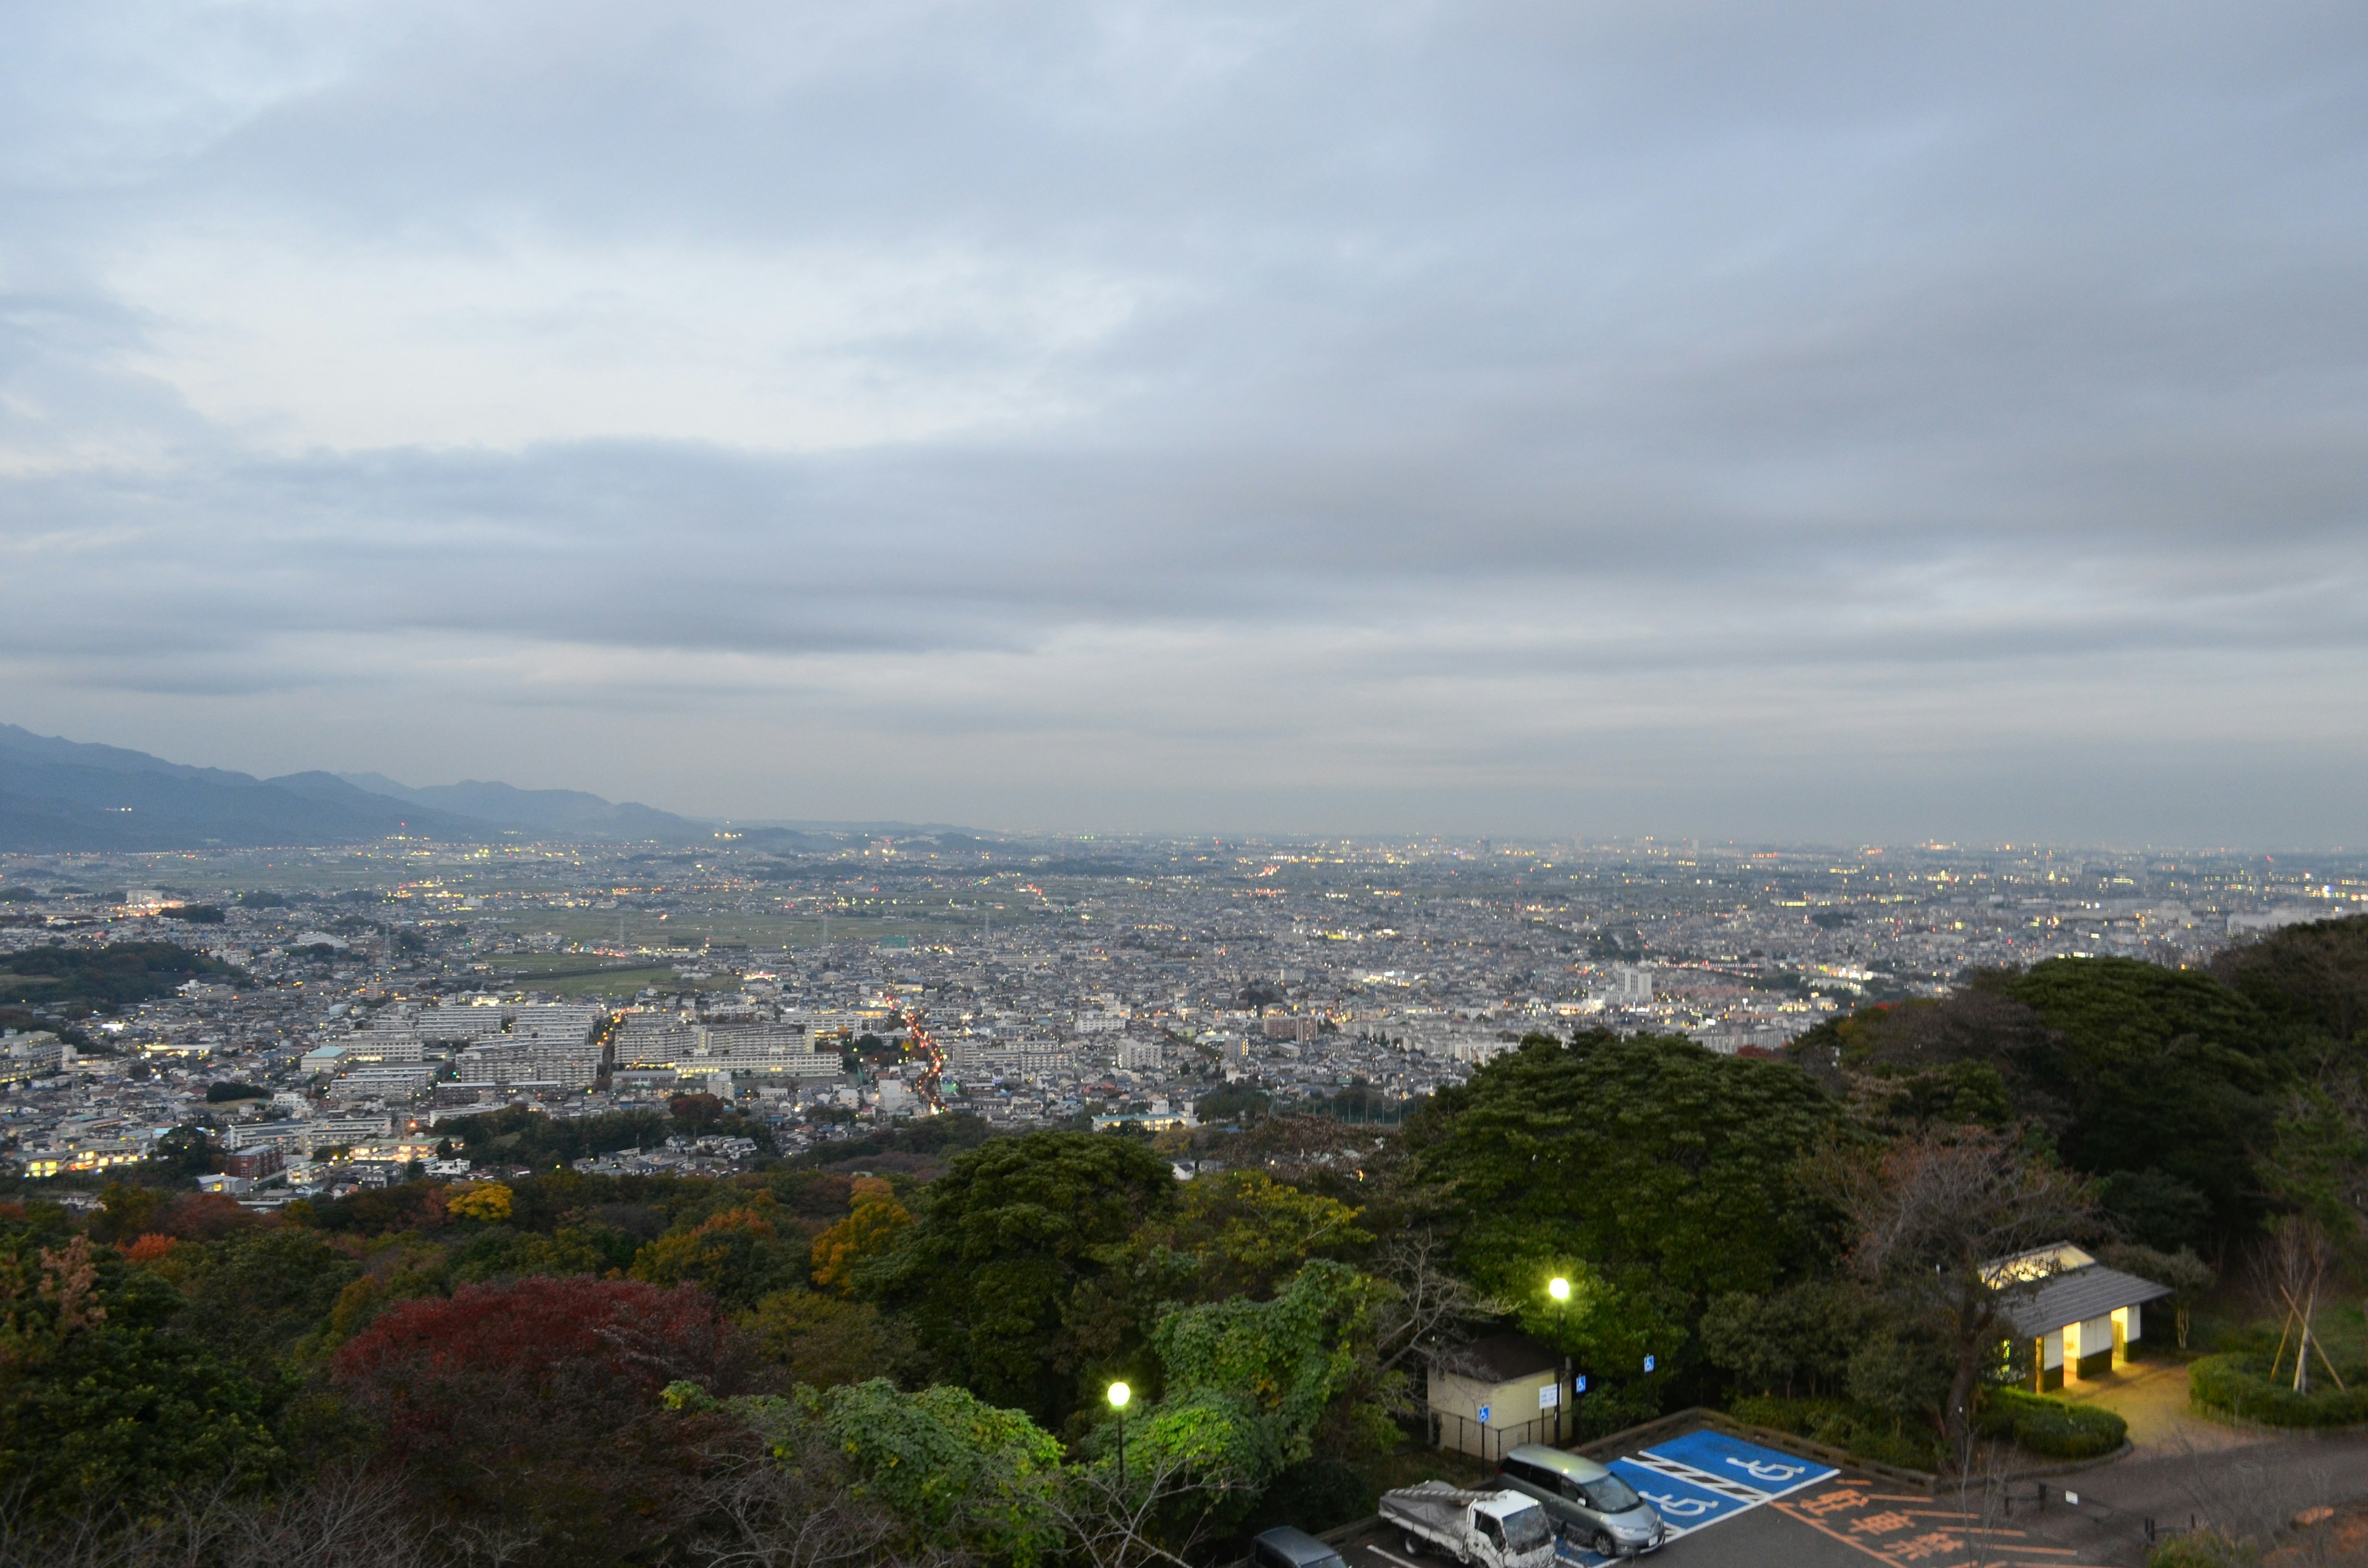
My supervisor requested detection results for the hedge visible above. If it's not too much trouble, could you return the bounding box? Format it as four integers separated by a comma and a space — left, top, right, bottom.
1725, 1396, 1941, 1471
2188, 1353, 2368, 1427
1972, 1387, 2126, 1459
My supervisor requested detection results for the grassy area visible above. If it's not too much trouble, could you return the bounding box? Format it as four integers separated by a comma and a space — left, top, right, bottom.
545, 966, 726, 999
456, 953, 740, 999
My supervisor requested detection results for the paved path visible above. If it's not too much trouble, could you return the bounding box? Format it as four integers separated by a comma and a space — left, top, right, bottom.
2053, 1361, 2257, 1453
2019, 1427, 2368, 1565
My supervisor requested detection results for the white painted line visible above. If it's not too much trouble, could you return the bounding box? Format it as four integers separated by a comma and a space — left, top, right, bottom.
1621, 1455, 1767, 1503
1365, 1548, 1425, 1568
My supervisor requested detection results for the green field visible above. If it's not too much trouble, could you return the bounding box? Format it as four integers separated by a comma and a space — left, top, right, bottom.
543, 965, 722, 999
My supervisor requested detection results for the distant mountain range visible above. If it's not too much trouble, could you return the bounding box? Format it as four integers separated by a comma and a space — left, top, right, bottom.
0, 724, 710, 851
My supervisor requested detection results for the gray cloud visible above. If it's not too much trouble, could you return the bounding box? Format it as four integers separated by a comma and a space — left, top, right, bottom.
2, 2, 2365, 841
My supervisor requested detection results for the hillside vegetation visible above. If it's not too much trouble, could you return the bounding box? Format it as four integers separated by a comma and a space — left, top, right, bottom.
4, 917, 2364, 1567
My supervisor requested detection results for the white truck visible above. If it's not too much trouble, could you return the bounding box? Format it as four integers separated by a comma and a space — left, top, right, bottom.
1380, 1482, 1558, 1568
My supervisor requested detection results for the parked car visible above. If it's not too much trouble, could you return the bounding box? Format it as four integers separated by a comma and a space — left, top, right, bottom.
1379, 1482, 1558, 1568
1494, 1443, 1666, 1558
1249, 1526, 1349, 1568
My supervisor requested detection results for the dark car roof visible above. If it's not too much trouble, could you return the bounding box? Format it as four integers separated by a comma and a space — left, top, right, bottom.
1253, 1527, 1346, 1566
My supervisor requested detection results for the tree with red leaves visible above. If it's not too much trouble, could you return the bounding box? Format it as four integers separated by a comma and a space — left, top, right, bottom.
334, 1276, 755, 1566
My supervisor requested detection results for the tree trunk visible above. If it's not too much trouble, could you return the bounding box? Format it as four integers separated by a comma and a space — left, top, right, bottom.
1944, 1329, 1984, 1453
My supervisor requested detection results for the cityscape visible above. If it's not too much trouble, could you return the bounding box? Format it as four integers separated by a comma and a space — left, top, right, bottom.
6, 832, 2358, 1194
3, 4, 2364, 1566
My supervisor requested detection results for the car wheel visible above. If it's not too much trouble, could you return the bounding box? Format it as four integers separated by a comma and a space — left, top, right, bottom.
1402, 1532, 1425, 1558
1592, 1532, 1616, 1559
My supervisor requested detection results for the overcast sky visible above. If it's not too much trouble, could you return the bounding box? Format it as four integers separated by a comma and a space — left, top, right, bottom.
4, 2, 2364, 844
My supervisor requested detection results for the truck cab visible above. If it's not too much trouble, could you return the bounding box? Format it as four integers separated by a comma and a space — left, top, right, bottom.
1381, 1482, 1557, 1568
1494, 1443, 1666, 1558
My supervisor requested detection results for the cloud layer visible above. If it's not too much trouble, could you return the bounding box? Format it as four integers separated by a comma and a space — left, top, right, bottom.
4, 1, 2366, 842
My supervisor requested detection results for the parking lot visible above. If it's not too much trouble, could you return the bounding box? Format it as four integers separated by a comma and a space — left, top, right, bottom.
1334, 1427, 2124, 1568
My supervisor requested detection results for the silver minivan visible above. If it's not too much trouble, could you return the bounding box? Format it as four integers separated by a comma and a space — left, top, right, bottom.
1492, 1444, 1666, 1558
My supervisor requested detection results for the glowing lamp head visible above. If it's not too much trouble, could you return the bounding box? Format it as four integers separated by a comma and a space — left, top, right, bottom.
1108, 1381, 1132, 1410
1548, 1276, 1571, 1303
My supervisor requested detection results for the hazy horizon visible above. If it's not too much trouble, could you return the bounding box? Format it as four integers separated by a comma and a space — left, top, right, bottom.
6, 5, 2365, 846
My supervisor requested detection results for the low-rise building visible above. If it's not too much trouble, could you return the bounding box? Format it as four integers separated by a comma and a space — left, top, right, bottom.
1990, 1242, 2174, 1389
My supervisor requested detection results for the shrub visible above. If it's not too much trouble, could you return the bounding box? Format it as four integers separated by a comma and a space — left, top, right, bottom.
1973, 1387, 2126, 1458
2147, 1529, 2252, 1567
1726, 1395, 1941, 1470
2188, 1353, 2368, 1427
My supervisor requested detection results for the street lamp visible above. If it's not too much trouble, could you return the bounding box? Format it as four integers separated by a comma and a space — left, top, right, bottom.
1108, 1381, 1131, 1488
1547, 1277, 1572, 1447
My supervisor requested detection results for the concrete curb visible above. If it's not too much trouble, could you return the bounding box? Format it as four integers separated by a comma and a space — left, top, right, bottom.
1978, 1438, 2135, 1483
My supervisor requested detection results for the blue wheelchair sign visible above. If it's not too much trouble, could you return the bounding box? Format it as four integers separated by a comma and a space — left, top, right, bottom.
1605, 1461, 1747, 1532
1640, 1431, 1836, 1497
1642, 1354, 1655, 1373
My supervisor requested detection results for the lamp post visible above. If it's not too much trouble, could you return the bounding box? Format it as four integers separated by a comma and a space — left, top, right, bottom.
1547, 1276, 1572, 1447
1108, 1381, 1131, 1489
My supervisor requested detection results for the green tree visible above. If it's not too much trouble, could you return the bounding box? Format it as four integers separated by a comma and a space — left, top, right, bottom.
858, 1132, 1177, 1424
1406, 1031, 1843, 1418
1698, 1281, 1878, 1400
820, 1379, 1066, 1565
2005, 958, 2287, 1241
164, 1226, 361, 1378
630, 1207, 807, 1309
2210, 913, 2368, 1049
1802, 960, 2300, 1248
675, 1377, 1065, 1567
0, 1229, 280, 1514
1099, 1259, 1394, 1537
1067, 1169, 1374, 1381
742, 1289, 913, 1387
810, 1180, 915, 1295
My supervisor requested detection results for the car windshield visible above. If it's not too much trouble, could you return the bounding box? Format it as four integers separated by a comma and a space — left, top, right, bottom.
1500, 1506, 1553, 1552
1582, 1475, 1644, 1513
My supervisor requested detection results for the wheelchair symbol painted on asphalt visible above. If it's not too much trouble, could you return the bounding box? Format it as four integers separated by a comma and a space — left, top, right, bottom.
1723, 1458, 1805, 1482
1640, 1493, 1719, 1519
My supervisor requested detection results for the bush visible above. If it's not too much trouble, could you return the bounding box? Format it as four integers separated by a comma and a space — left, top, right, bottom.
1973, 1387, 2126, 1458
1727, 1395, 1941, 1470
2188, 1353, 2368, 1427
2147, 1530, 2252, 1568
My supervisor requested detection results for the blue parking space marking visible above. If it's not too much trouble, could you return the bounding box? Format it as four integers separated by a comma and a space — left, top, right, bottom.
1637, 1430, 1836, 1497
1605, 1460, 1746, 1532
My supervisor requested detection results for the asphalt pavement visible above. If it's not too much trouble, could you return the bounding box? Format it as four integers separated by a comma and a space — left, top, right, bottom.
1332, 1427, 2134, 1568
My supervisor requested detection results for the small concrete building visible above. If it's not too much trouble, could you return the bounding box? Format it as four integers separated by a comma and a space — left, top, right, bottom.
1426, 1331, 1563, 1460
1990, 1243, 2173, 1390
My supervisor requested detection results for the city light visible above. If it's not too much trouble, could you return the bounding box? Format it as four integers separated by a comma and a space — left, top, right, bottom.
1107, 1381, 1130, 1409
1548, 1276, 1571, 1303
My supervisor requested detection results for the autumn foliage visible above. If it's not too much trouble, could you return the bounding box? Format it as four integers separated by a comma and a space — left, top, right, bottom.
332, 1276, 753, 1564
